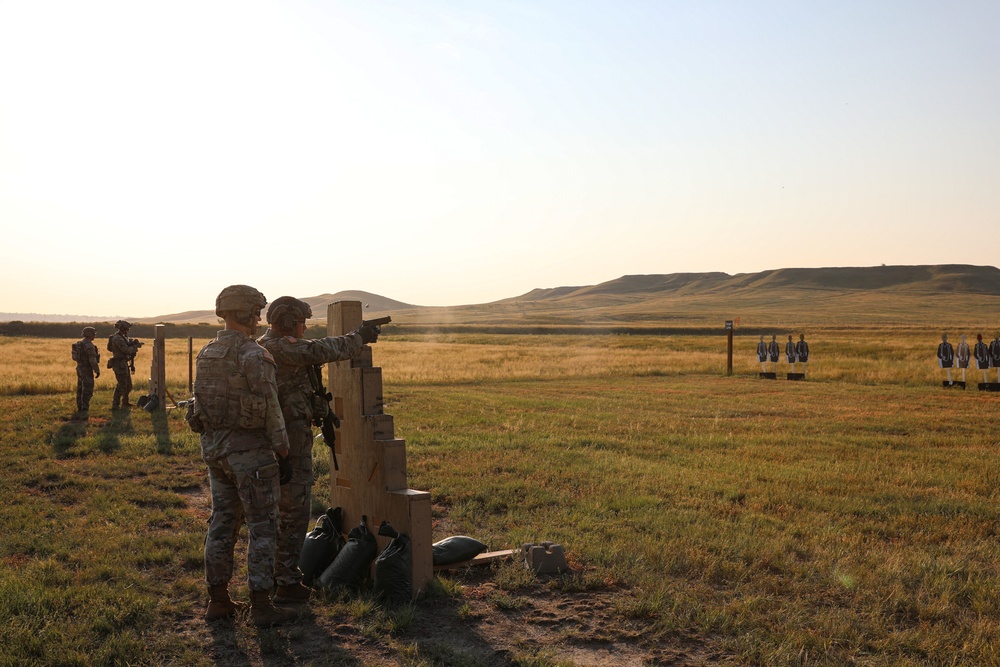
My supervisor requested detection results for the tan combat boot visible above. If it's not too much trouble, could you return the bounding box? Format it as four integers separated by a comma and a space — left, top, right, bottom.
205, 584, 245, 621
250, 589, 296, 627
272, 582, 311, 605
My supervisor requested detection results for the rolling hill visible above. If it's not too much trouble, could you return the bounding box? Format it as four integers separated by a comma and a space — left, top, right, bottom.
6, 265, 1000, 329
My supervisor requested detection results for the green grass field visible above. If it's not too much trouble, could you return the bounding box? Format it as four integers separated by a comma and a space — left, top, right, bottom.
2, 331, 1000, 665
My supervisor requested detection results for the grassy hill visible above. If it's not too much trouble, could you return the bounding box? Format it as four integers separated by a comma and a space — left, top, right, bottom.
9, 265, 1000, 331
386, 264, 1000, 330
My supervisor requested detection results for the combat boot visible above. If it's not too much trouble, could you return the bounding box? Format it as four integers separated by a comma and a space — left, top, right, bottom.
250, 589, 296, 627
205, 584, 245, 621
272, 582, 311, 605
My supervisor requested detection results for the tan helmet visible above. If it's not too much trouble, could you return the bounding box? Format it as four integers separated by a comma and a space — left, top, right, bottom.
82, 326, 97, 337
266, 296, 312, 332
215, 284, 267, 320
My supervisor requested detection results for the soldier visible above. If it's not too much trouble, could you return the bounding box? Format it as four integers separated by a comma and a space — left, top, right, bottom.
108, 320, 143, 409
73, 326, 101, 415
756, 336, 767, 373
795, 334, 809, 372
257, 297, 381, 605
185, 285, 295, 627
974, 334, 990, 383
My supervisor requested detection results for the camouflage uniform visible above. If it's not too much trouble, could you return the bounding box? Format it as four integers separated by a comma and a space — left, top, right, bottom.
75, 334, 101, 412
191, 329, 290, 592
257, 328, 365, 586
108, 329, 141, 408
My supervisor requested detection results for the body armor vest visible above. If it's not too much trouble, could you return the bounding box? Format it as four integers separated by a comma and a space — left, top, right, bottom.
259, 336, 320, 423
194, 336, 266, 431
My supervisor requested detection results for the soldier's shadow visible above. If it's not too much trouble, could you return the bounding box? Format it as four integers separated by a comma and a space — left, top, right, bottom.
94, 409, 133, 454
50, 415, 90, 458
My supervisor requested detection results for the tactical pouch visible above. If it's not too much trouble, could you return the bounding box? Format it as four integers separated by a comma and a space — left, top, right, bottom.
184, 399, 205, 434
248, 463, 279, 509
106, 359, 113, 369
238, 393, 267, 430
71, 342, 81, 362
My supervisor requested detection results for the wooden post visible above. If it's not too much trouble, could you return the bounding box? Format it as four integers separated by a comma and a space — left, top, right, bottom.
725, 320, 734, 376
327, 301, 433, 597
148, 324, 167, 407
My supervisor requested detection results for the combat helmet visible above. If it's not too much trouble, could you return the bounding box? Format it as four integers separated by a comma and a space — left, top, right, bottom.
266, 296, 312, 332
114, 320, 132, 331
81, 326, 97, 337
215, 285, 267, 325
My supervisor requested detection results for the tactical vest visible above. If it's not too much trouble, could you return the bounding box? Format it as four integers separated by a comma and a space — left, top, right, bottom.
259, 336, 319, 422
194, 336, 267, 431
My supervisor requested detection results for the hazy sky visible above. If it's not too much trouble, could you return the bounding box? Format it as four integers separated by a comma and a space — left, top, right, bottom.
2, 1, 998, 317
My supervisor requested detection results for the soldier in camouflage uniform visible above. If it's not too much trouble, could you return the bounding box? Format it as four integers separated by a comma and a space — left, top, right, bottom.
257, 296, 380, 604
108, 320, 142, 409
186, 285, 296, 627
74, 326, 101, 414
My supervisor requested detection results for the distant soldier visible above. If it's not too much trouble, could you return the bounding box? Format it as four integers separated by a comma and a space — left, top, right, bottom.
956, 334, 971, 383
257, 296, 381, 605
785, 335, 797, 372
108, 320, 143, 409
186, 285, 295, 627
990, 334, 1000, 383
795, 334, 810, 372
756, 336, 767, 373
73, 326, 101, 415
937, 334, 955, 384
974, 334, 990, 383
767, 335, 780, 371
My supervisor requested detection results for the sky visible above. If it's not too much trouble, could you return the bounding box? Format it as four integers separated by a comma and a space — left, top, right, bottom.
2, 1, 999, 318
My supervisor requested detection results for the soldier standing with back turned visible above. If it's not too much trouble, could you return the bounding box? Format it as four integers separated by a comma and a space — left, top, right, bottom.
257, 296, 381, 604
185, 285, 296, 627
108, 320, 143, 409
73, 326, 101, 416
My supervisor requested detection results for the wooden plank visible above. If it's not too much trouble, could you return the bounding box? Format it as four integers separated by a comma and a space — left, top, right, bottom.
433, 549, 518, 571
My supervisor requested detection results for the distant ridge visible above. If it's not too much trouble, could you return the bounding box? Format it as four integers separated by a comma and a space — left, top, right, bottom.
142, 290, 415, 325
5, 265, 1000, 325
504, 265, 1000, 301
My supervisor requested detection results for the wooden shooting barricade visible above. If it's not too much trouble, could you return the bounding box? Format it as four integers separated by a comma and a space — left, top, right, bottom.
147, 324, 167, 407
327, 301, 433, 597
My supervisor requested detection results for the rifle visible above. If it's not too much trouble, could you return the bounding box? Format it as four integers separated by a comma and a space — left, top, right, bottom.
308, 364, 341, 470
127, 339, 144, 374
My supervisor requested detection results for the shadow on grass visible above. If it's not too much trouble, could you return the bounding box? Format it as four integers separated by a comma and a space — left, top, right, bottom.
94, 408, 133, 454
50, 414, 90, 458
204, 609, 363, 667
150, 407, 172, 454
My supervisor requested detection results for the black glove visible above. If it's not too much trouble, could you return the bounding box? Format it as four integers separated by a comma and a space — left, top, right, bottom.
278, 455, 293, 485
356, 323, 380, 345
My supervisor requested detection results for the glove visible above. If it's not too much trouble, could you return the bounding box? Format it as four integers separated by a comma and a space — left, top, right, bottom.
95, 371, 100, 378
278, 454, 293, 485
355, 323, 380, 345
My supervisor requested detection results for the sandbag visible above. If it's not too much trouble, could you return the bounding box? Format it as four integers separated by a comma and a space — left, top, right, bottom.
374, 530, 412, 606
299, 507, 346, 586
431, 535, 488, 566
317, 515, 377, 592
